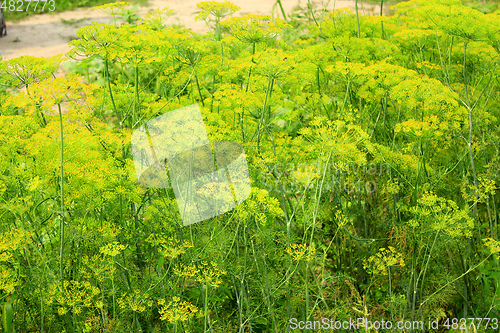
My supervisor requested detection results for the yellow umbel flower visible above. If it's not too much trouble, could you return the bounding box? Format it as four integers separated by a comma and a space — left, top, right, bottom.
409, 192, 474, 238
0, 228, 32, 295
220, 14, 292, 44
483, 238, 500, 259
196, 261, 227, 288
145, 234, 193, 260
0, 55, 63, 89
195, 1, 240, 21
117, 289, 153, 313
174, 261, 227, 288
0, 268, 17, 294
99, 241, 126, 257
93, 2, 131, 15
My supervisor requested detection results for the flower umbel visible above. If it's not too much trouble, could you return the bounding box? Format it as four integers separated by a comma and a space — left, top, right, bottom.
286, 243, 316, 262
195, 1, 240, 21
99, 241, 126, 257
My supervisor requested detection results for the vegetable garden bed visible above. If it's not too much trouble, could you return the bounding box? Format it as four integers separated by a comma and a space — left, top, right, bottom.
0, 0, 499, 332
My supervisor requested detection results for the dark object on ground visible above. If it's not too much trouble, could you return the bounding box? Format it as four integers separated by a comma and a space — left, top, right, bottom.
0, 8, 6, 37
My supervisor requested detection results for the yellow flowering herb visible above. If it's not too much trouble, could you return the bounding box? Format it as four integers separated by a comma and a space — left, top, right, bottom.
195, 1, 240, 21
483, 238, 500, 259
45, 280, 101, 314
142, 7, 175, 29
220, 14, 292, 45
0, 55, 63, 89
286, 243, 316, 262
117, 289, 153, 313
174, 261, 226, 288
158, 296, 198, 322
145, 234, 193, 260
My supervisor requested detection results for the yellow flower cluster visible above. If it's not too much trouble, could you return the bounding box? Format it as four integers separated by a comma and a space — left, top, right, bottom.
363, 246, 405, 275
0, 268, 16, 295
46, 280, 101, 315
292, 164, 320, 185
335, 210, 349, 226
251, 48, 294, 79
392, 29, 439, 52
297, 117, 369, 168
0, 228, 31, 255
173, 263, 199, 279
158, 296, 198, 322
286, 243, 316, 262
320, 7, 358, 38
0, 55, 63, 88
80, 254, 115, 283
174, 261, 227, 288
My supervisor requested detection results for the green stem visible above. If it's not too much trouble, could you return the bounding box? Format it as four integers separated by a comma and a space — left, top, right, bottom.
245, 43, 256, 93
416, 230, 439, 321
420, 254, 492, 308
105, 56, 122, 127
215, 16, 221, 41
265, 131, 292, 332
340, 79, 351, 117
57, 103, 65, 293
463, 41, 478, 216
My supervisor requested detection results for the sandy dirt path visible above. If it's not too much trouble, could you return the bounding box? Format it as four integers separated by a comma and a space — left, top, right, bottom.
0, 0, 393, 62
